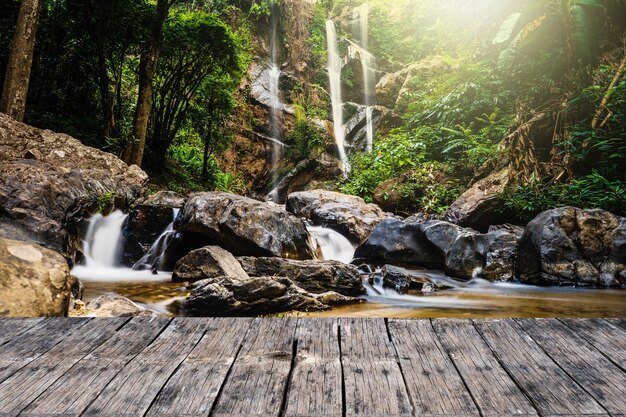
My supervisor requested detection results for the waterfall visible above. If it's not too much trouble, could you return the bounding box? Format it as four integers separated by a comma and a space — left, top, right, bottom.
72, 210, 173, 282
325, 20, 349, 170
307, 225, 355, 264
132, 208, 179, 271
358, 3, 375, 152
268, 2, 283, 196
81, 210, 127, 268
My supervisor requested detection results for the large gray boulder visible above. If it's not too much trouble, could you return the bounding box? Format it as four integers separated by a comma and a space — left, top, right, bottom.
516, 207, 626, 287
0, 114, 147, 256
182, 275, 356, 317
286, 189, 390, 243
0, 237, 73, 317
354, 219, 467, 269
445, 168, 512, 232
355, 218, 521, 281
175, 192, 315, 260
445, 225, 522, 281
237, 256, 365, 296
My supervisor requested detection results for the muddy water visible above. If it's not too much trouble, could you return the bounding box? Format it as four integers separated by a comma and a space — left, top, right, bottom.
81, 277, 626, 318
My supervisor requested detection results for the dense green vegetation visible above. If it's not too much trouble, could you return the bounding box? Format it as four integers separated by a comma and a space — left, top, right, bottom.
1, 0, 624, 219
329, 0, 626, 218
0, 0, 275, 191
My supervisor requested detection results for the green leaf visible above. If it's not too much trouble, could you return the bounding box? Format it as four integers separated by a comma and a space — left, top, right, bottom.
493, 12, 521, 45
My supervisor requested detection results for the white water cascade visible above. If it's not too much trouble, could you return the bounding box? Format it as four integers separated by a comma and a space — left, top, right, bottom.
72, 210, 172, 282
326, 20, 349, 171
133, 208, 179, 271
357, 3, 376, 152
80, 210, 127, 268
308, 225, 355, 264
268, 3, 283, 194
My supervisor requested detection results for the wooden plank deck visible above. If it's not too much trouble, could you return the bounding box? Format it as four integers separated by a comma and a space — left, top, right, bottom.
0, 318, 624, 417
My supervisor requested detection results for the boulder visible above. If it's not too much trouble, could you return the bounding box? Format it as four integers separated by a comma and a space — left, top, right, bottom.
445, 168, 514, 232
173, 246, 249, 283
0, 237, 73, 317
73, 293, 163, 317
122, 191, 185, 266
444, 226, 521, 281
182, 275, 357, 317
237, 256, 365, 296
516, 207, 626, 287
0, 114, 147, 256
175, 192, 315, 260
355, 218, 521, 281
286, 190, 390, 243
354, 218, 466, 268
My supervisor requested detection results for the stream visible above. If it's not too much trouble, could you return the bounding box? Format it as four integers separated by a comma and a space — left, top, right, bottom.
72, 210, 626, 317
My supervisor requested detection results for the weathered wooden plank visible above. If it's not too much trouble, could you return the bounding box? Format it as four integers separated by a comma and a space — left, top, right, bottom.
82, 318, 208, 417
433, 319, 537, 417
19, 317, 170, 417
212, 318, 297, 417
519, 318, 626, 416
341, 318, 412, 417
284, 319, 342, 417
606, 318, 626, 332
475, 319, 607, 417
388, 319, 476, 417
0, 319, 42, 346
146, 318, 253, 417
560, 318, 626, 370
0, 318, 126, 417
0, 318, 91, 384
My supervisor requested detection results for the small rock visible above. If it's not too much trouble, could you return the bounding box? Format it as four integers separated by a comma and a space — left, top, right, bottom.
76, 293, 163, 317
173, 246, 249, 283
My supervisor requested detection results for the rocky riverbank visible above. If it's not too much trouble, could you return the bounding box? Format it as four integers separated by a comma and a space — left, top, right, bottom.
1, 117, 625, 317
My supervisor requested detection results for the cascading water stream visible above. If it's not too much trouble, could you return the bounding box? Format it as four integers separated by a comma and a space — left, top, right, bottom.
132, 208, 180, 271
268, 3, 283, 198
307, 225, 355, 264
325, 20, 349, 171
72, 210, 173, 282
80, 210, 127, 268
357, 3, 376, 152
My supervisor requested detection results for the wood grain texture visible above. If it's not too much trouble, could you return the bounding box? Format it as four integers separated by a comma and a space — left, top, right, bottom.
0, 317, 621, 417
432, 319, 537, 417
20, 317, 170, 417
211, 318, 298, 417
518, 318, 626, 416
0, 318, 125, 417
341, 318, 412, 417
146, 318, 253, 417
474, 319, 608, 417
284, 319, 342, 417
82, 318, 209, 417
388, 319, 477, 417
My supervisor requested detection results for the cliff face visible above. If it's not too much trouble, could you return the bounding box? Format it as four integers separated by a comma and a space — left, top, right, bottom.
217, 0, 409, 199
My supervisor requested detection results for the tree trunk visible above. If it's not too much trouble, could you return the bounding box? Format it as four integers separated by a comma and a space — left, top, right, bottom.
0, 0, 42, 121
202, 97, 216, 181
123, 0, 169, 167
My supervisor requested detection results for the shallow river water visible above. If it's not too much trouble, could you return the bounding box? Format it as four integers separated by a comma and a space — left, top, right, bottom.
80, 275, 626, 318
74, 210, 626, 318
